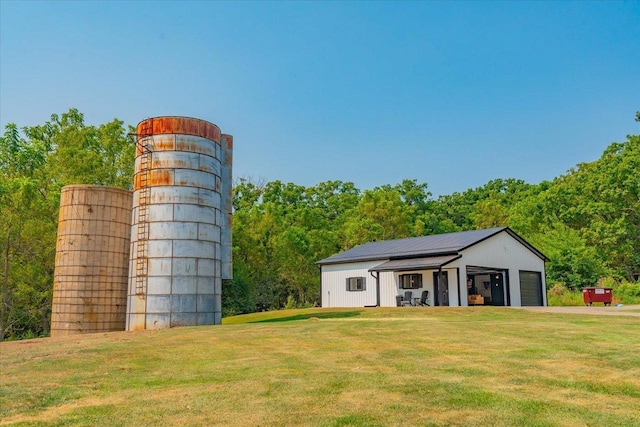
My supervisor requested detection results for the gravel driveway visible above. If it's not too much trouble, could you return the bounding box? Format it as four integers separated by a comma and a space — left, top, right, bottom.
515, 304, 640, 317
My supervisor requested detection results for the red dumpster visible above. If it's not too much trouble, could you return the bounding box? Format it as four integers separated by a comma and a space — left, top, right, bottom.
582, 287, 613, 306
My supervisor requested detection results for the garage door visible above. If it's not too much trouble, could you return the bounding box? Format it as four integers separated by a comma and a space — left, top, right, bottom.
519, 271, 543, 306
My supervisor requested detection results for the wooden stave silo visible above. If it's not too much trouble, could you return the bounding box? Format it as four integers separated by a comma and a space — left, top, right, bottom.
50, 185, 133, 336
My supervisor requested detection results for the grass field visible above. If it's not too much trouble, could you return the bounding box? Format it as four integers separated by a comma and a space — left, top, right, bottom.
1, 307, 639, 426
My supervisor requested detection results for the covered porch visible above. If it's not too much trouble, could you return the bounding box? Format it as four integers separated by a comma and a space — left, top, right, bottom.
369, 255, 462, 307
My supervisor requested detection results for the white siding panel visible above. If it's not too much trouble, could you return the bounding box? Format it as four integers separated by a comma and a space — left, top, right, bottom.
380, 272, 397, 306
452, 266, 462, 306
460, 231, 547, 306
321, 261, 385, 307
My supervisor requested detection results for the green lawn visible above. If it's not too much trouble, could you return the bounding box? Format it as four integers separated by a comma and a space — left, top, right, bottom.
1, 307, 639, 426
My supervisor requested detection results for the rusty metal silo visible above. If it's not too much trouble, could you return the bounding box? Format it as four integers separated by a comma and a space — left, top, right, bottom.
127, 116, 232, 330
220, 134, 233, 281
51, 185, 132, 336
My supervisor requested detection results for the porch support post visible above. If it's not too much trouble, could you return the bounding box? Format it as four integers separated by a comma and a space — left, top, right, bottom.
437, 267, 442, 307
370, 271, 380, 307
318, 265, 323, 307
456, 267, 461, 307
504, 271, 511, 306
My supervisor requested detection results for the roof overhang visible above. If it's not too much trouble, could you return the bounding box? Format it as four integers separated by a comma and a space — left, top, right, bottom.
369, 254, 461, 272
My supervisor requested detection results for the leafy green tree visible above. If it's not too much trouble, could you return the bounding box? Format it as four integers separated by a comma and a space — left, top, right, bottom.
532, 135, 640, 281
232, 177, 265, 211
528, 224, 604, 290
470, 179, 537, 229
274, 226, 317, 304
0, 109, 134, 340
33, 109, 134, 188
0, 126, 55, 340
342, 185, 412, 247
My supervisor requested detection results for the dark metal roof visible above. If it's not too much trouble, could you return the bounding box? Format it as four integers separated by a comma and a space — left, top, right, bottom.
369, 254, 461, 272
317, 227, 548, 265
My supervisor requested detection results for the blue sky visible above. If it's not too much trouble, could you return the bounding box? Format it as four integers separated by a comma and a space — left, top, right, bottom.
1, 1, 638, 196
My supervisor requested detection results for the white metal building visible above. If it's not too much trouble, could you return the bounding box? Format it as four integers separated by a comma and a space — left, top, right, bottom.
317, 227, 548, 307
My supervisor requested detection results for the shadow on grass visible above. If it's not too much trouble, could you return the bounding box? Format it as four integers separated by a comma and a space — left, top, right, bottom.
250, 310, 363, 323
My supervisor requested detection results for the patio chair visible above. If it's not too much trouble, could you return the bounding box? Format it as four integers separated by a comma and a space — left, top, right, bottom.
402, 290, 413, 306
395, 295, 403, 307
418, 290, 429, 306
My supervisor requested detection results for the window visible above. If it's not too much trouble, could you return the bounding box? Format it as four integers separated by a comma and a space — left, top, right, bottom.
346, 277, 366, 291
400, 274, 422, 289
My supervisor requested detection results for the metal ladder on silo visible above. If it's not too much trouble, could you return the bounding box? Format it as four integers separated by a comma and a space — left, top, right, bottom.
134, 120, 153, 298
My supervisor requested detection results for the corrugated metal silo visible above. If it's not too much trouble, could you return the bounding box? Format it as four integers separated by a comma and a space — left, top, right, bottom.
220, 134, 233, 280
127, 116, 232, 330
51, 185, 132, 336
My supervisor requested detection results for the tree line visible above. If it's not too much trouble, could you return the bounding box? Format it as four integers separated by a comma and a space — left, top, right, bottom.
1, 109, 638, 339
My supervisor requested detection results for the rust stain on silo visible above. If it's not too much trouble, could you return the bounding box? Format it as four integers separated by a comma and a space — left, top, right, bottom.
133, 174, 143, 190
175, 140, 198, 153
149, 170, 174, 186
151, 136, 176, 152
221, 134, 233, 166
136, 117, 221, 142
134, 170, 174, 189
152, 158, 189, 169
175, 135, 215, 156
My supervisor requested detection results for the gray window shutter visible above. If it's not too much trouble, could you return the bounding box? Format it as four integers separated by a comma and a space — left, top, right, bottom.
362, 277, 366, 291
346, 278, 350, 291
